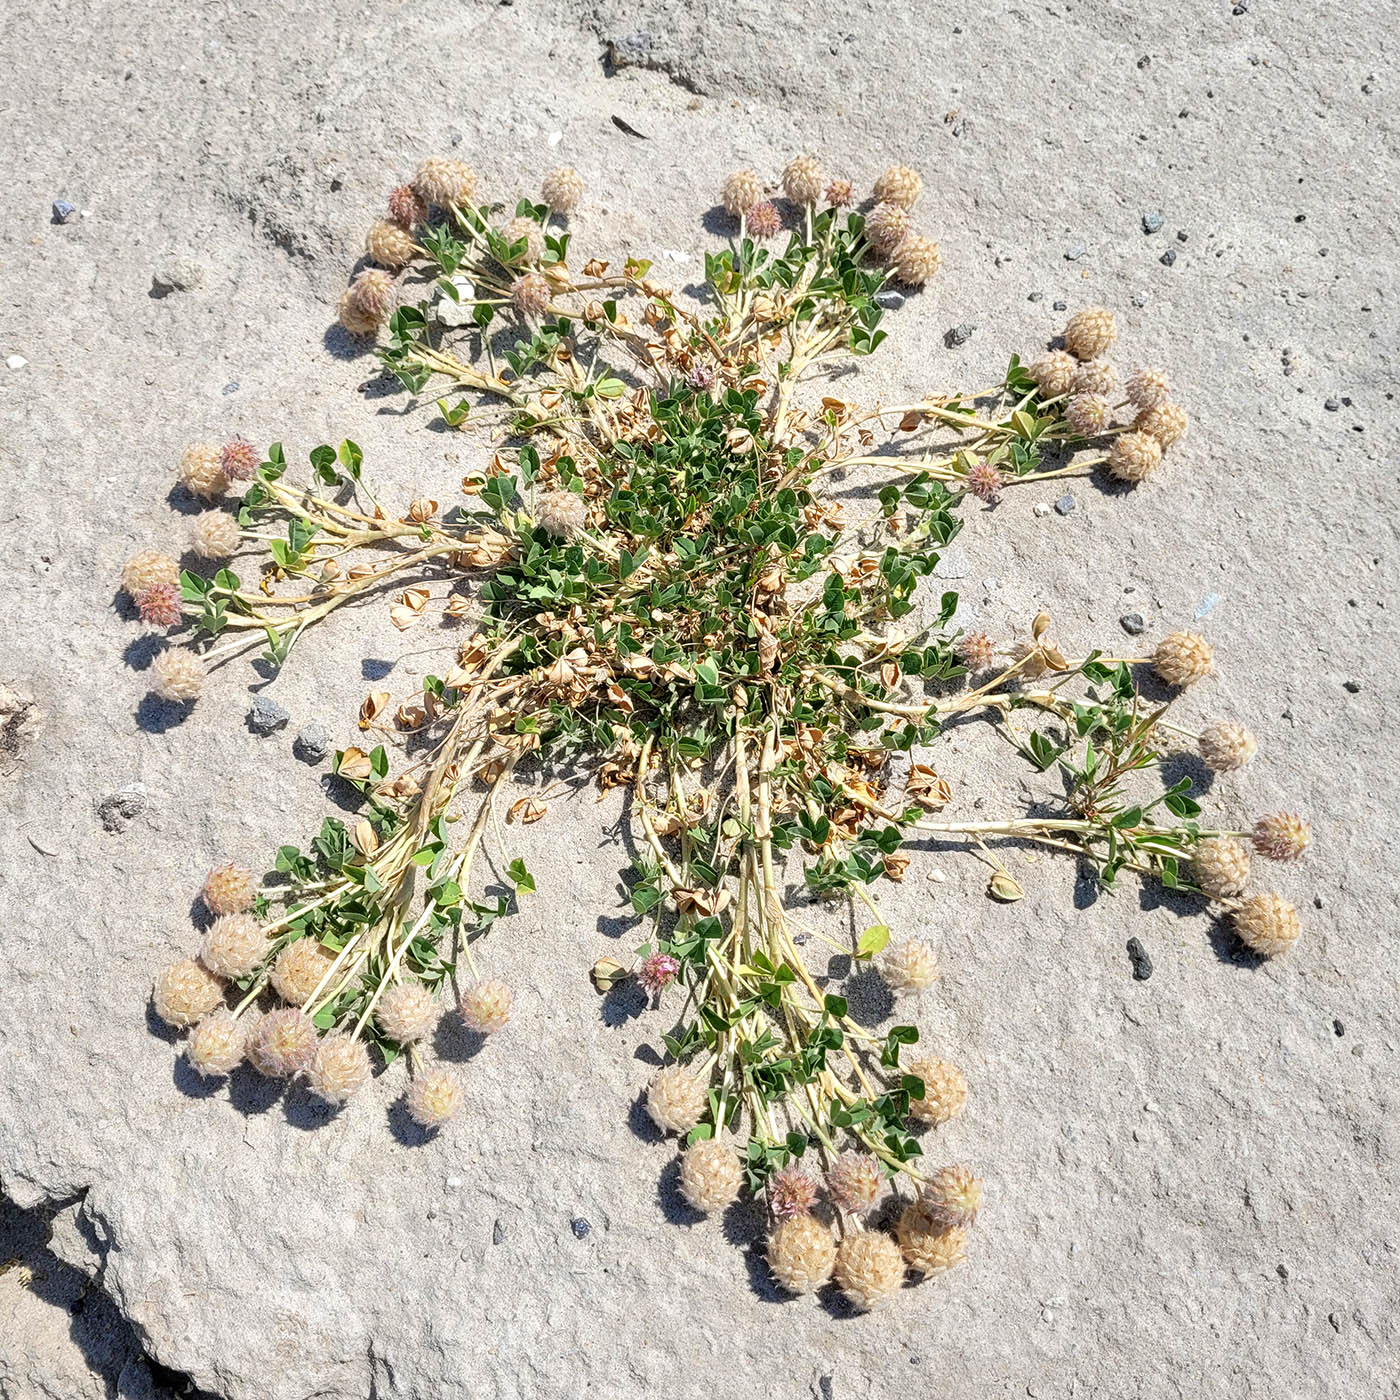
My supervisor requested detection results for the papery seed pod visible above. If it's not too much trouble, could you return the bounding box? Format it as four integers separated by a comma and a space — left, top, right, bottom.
890, 234, 941, 286
308, 1033, 372, 1105
864, 201, 910, 255
1065, 392, 1110, 436
678, 1139, 743, 1213
1153, 630, 1213, 687
191, 512, 241, 560
904, 1057, 968, 1125
873, 164, 923, 210
200, 913, 267, 979
246, 1007, 317, 1078
271, 938, 334, 1006
405, 1066, 465, 1127
459, 979, 512, 1033
151, 648, 204, 702
540, 166, 584, 213
897, 1200, 968, 1277
186, 1010, 246, 1077
769, 1165, 820, 1220
835, 1231, 905, 1310
1192, 837, 1251, 899
412, 158, 477, 208
536, 488, 588, 537
720, 169, 763, 217
375, 981, 438, 1044
782, 155, 826, 205
966, 459, 1002, 503
1232, 892, 1301, 957
1126, 367, 1171, 410
767, 1213, 837, 1294
153, 958, 224, 1029
745, 201, 781, 239
501, 215, 545, 264
511, 271, 551, 317
1073, 359, 1118, 396
387, 183, 427, 229
202, 861, 256, 915
645, 1064, 708, 1134
1107, 430, 1163, 483
879, 936, 941, 994
1063, 306, 1116, 360
121, 551, 180, 597
177, 442, 227, 500
366, 219, 416, 269
1135, 400, 1189, 449
1028, 350, 1078, 399
956, 631, 996, 674
135, 583, 183, 628
1198, 722, 1257, 772
826, 1150, 887, 1216
1252, 812, 1311, 862
921, 1164, 984, 1228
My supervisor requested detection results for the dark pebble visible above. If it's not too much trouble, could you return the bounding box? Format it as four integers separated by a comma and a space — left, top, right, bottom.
1333, 1018, 1345, 1037
1343, 680, 1362, 693
492, 1219, 505, 1245
223, 380, 240, 396
248, 696, 291, 734
52, 199, 77, 224
570, 1217, 591, 1239
1142, 211, 1164, 234
1324, 397, 1340, 411
1160, 248, 1177, 267
1054, 493, 1076, 516
944, 322, 976, 348
1126, 937, 1153, 980
1176, 229, 1188, 242
1119, 613, 1146, 636
1137, 54, 1151, 68
293, 721, 332, 764
1028, 291, 1044, 302
1276, 1262, 1288, 1280
1052, 299, 1067, 312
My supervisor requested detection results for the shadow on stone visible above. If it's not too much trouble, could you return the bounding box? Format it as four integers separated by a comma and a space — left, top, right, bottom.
134, 693, 193, 734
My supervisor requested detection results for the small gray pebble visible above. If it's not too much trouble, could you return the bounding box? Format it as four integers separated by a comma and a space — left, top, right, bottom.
1343, 680, 1362, 694
1232, 0, 1249, 12
223, 380, 240, 396
1141, 211, 1164, 234
1333, 1018, 1344, 1037
52, 199, 77, 224
570, 1217, 591, 1239
1159, 248, 1177, 267
944, 322, 976, 348
874, 288, 905, 310
1052, 299, 1067, 312
97, 783, 148, 833
1120, 613, 1146, 636
1054, 493, 1076, 516
1028, 290, 1043, 302
293, 721, 332, 763
1131, 292, 1148, 309
1324, 397, 1340, 411
1065, 244, 1087, 261
1176, 229, 1188, 242
152, 257, 206, 294
248, 696, 291, 734
492, 1219, 505, 1245
1126, 937, 1153, 980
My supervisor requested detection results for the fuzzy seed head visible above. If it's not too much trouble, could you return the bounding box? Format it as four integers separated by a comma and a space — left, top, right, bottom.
896, 1201, 968, 1277
645, 1064, 708, 1134
745, 200, 781, 239
153, 958, 224, 1029
190, 512, 241, 560
922, 1164, 984, 1228
1065, 392, 1111, 436
1063, 305, 1117, 360
201, 861, 256, 915
767, 1213, 837, 1294
121, 551, 180, 597
387, 183, 426, 229
769, 1164, 820, 1220
536, 488, 588, 538
348, 267, 396, 323
270, 938, 334, 1007
1073, 359, 1118, 396
905, 1057, 969, 1125
864, 201, 910, 255
835, 1231, 905, 1310
1153, 630, 1213, 687
1253, 812, 1311, 862
375, 981, 438, 1044
365, 218, 415, 269
1126, 367, 1171, 410
824, 178, 854, 207
638, 952, 681, 995
873, 164, 923, 210
200, 913, 268, 979
459, 978, 512, 1034
1107, 430, 1163, 483
186, 1010, 246, 1078
1232, 892, 1301, 957
966, 459, 1002, 503
501, 216, 545, 264
678, 1139, 743, 1213
246, 1007, 317, 1078
511, 271, 551, 317
412, 158, 477, 208
177, 443, 227, 500
135, 583, 182, 628
956, 631, 996, 674
405, 1066, 465, 1127
540, 166, 584, 213
1028, 350, 1078, 399
1135, 400, 1188, 448
826, 1150, 887, 1216
720, 169, 763, 217
781, 155, 826, 205
152, 648, 204, 702
337, 287, 379, 337
1192, 837, 1251, 900
879, 936, 941, 994
1198, 722, 1257, 772
220, 438, 259, 482
308, 1033, 372, 1104
890, 234, 941, 286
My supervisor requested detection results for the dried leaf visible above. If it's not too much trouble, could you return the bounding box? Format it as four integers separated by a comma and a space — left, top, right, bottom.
338, 746, 373, 780
507, 796, 548, 825
988, 870, 1024, 902
590, 957, 629, 993
906, 764, 952, 812
350, 819, 379, 857
359, 692, 390, 728
388, 604, 420, 630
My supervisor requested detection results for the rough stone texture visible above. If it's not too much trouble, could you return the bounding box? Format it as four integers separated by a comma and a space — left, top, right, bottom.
2, 2, 1398, 1397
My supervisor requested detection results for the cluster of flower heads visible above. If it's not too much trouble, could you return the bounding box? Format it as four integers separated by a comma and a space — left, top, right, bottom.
719, 157, 941, 286
151, 859, 516, 1129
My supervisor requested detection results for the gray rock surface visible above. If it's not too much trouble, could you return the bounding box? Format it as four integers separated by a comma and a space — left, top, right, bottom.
2, 2, 1398, 1398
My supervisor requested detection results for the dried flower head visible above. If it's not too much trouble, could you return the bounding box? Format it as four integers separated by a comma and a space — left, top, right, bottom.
1028, 350, 1078, 399
1153, 630, 1213, 687
501, 215, 545, 264
966, 459, 1002, 503
186, 1010, 246, 1078
152, 958, 224, 1029
638, 952, 680, 995
459, 978, 512, 1033
536, 488, 588, 538
177, 442, 227, 500
873, 164, 923, 210
824, 178, 854, 207
387, 182, 426, 229
541, 166, 584, 213
1252, 812, 1311, 862
1065, 392, 1110, 436
1232, 892, 1301, 957
645, 1063, 708, 1134
201, 861, 256, 915
745, 200, 782, 239
769, 1164, 820, 1220
1107, 430, 1163, 483
219, 437, 258, 482
921, 1164, 984, 1228
904, 1057, 968, 1125
1063, 306, 1116, 360
890, 234, 941, 286
879, 936, 940, 994
896, 1200, 968, 1277
347, 268, 396, 326
151, 648, 204, 702
826, 1150, 887, 1216
366, 218, 415, 269
720, 169, 762, 217
1198, 722, 1257, 772
781, 155, 826, 205
1073, 359, 1118, 396
511, 271, 552, 317
135, 583, 183, 628
767, 1213, 837, 1294
200, 912, 267, 979
1135, 400, 1188, 448
864, 201, 910, 255
337, 286, 380, 337
246, 1007, 318, 1078
684, 361, 716, 393
956, 631, 995, 674
835, 1231, 905, 1310
405, 1066, 465, 1127
308, 1033, 372, 1105
375, 981, 438, 1044
121, 550, 180, 597
412, 157, 477, 208
270, 938, 334, 1006
1126, 367, 1171, 410
190, 512, 241, 560
678, 1139, 743, 1213
1192, 836, 1251, 900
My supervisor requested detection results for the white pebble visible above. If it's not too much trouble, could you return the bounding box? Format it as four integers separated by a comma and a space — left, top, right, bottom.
445, 1175, 463, 1190
1033, 501, 1051, 517
547, 130, 563, 147
5, 355, 26, 370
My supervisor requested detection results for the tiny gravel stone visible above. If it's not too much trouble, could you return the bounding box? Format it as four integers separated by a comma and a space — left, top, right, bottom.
1033, 501, 1052, 517
152, 257, 206, 294
492, 1219, 505, 1245
944, 322, 976, 347
445, 1175, 463, 1190
1333, 1018, 1344, 1037
248, 696, 291, 734
1276, 1262, 1288, 1280
874, 288, 905, 310
1054, 493, 1076, 516
1141, 211, 1164, 234
52, 199, 77, 224
1027, 290, 1043, 302
1065, 244, 1087, 261
293, 721, 332, 764
223, 380, 240, 395
1126, 937, 1153, 980
1119, 613, 1146, 636
1131, 292, 1148, 309
1342, 680, 1362, 694
97, 782, 148, 834
570, 1217, 591, 1239
1324, 397, 1340, 411
1232, 0, 1250, 12
1052, 299, 1067, 312
1176, 229, 1188, 242
5, 355, 27, 370
1159, 248, 1177, 267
